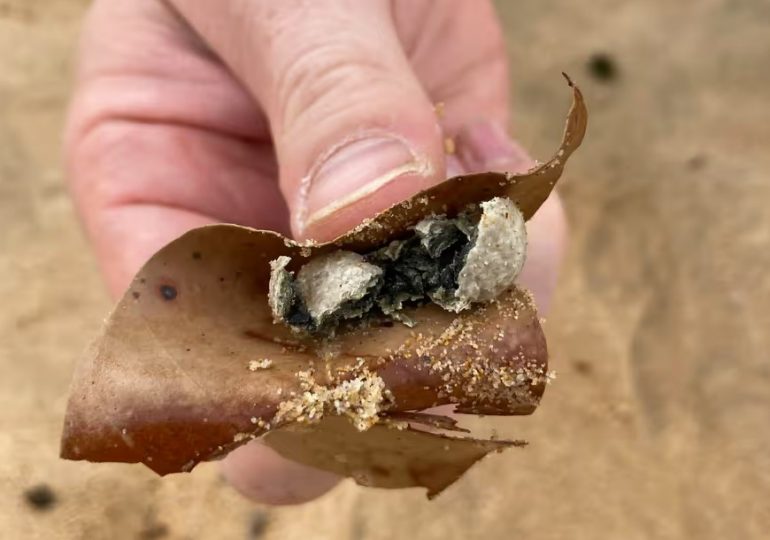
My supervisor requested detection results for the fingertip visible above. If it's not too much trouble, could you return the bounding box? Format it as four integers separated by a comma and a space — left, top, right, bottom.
298, 166, 444, 243
518, 192, 568, 314
295, 129, 442, 239
455, 119, 534, 175
453, 121, 568, 313
221, 441, 340, 505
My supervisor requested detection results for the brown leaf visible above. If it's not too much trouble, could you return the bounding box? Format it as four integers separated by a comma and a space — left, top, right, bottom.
263, 416, 526, 499
381, 411, 470, 433
326, 73, 587, 253
60, 76, 586, 493
61, 276, 545, 476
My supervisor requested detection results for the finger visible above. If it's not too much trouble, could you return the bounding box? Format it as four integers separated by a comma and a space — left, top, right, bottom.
169, 0, 446, 241
221, 441, 339, 505
69, 1, 337, 504
393, 0, 511, 134
455, 121, 568, 314
67, 121, 287, 297
67, 0, 289, 296
519, 192, 568, 314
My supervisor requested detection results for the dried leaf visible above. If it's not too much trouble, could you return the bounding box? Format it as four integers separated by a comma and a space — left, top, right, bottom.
61, 278, 545, 476
381, 411, 470, 433
326, 74, 587, 253
263, 416, 525, 499
60, 76, 587, 494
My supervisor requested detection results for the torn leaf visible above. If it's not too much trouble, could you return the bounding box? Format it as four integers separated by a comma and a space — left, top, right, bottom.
60, 77, 587, 496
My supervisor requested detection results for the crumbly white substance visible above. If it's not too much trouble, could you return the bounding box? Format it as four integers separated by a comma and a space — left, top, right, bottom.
414, 218, 451, 247
295, 251, 382, 326
268, 256, 293, 320
453, 197, 527, 309
268, 197, 527, 328
273, 368, 391, 431
249, 359, 273, 371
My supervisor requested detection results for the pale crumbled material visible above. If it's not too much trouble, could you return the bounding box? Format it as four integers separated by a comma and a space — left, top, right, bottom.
267, 256, 294, 321
454, 197, 527, 308
295, 251, 382, 326
273, 367, 393, 431
249, 359, 273, 371
444, 137, 456, 155
395, 289, 545, 412
269, 197, 528, 334
233, 432, 255, 443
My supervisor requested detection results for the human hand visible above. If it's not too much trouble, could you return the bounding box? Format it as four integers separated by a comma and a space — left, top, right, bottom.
65, 0, 566, 504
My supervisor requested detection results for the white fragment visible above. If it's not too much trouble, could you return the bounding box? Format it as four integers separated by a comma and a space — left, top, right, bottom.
295, 251, 382, 325
268, 256, 294, 320
273, 368, 389, 432
249, 358, 273, 371
453, 197, 527, 309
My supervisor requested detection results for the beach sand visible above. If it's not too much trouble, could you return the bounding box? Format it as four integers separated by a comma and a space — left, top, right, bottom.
1, 1, 768, 538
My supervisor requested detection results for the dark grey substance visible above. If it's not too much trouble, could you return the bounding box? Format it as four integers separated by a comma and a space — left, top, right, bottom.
273, 214, 477, 334
369, 214, 477, 316
270, 197, 527, 334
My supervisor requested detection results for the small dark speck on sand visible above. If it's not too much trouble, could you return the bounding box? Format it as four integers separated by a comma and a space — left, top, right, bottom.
159, 285, 177, 301
587, 52, 618, 82
139, 523, 169, 539
132, 291, 140, 299
248, 510, 270, 538
687, 154, 708, 170
24, 484, 57, 511
192, 251, 202, 260
573, 359, 593, 376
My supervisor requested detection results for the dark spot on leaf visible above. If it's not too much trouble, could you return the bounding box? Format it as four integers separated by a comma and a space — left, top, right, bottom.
573, 359, 593, 376
24, 484, 57, 511
192, 251, 202, 260
132, 291, 140, 299
248, 510, 270, 538
185, 348, 191, 352
587, 52, 618, 82
159, 285, 177, 301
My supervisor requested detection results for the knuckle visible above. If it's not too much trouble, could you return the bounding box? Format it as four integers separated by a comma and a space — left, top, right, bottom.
67, 115, 134, 206
274, 39, 397, 130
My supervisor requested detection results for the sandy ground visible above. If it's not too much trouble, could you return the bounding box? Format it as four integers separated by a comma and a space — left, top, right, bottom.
1, 0, 769, 538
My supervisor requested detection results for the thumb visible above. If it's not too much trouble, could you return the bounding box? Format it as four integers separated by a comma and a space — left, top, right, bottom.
173, 0, 445, 241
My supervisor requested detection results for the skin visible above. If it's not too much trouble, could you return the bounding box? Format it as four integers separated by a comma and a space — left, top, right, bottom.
65, 0, 567, 505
